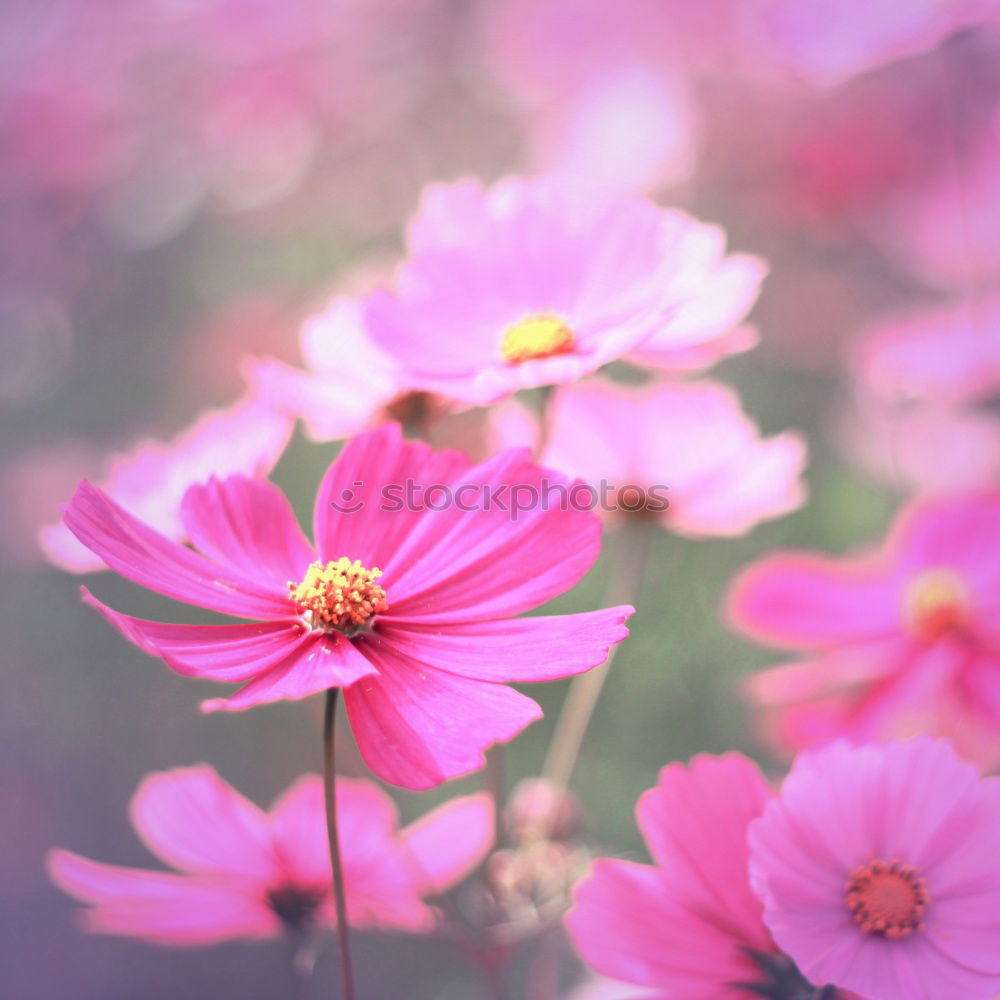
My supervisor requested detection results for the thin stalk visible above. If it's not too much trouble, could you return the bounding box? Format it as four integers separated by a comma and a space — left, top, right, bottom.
323, 689, 357, 1000
541, 520, 651, 800
484, 745, 508, 849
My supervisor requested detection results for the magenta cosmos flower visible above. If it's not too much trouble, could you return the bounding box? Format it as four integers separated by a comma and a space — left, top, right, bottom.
728, 492, 1000, 766
64, 423, 632, 788
749, 738, 1000, 1000
48, 764, 493, 945
540, 379, 806, 537
363, 177, 766, 405
567, 753, 856, 999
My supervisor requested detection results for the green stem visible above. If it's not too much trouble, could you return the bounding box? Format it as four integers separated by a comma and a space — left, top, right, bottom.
323, 689, 357, 1000
541, 521, 651, 804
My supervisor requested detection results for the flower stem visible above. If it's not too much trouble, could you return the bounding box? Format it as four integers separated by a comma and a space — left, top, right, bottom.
484, 745, 508, 849
323, 688, 357, 1000
541, 520, 652, 806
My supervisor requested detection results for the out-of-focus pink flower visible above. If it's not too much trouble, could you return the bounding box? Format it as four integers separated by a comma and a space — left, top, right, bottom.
540, 380, 807, 537
486, 0, 699, 194
890, 103, 1000, 290
839, 396, 1000, 496
246, 297, 458, 442
568, 753, 851, 998
39, 390, 293, 574
857, 295, 1000, 404
736, 0, 1000, 87
749, 738, 1000, 1000
728, 493, 1000, 766
840, 295, 1000, 493
48, 764, 493, 945
63, 423, 632, 789
364, 178, 765, 405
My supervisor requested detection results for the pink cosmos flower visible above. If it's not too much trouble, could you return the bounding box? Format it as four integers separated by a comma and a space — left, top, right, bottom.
728, 493, 1000, 766
64, 422, 632, 789
48, 764, 493, 945
539, 380, 807, 537
246, 296, 459, 443
840, 295, 1000, 493
567, 753, 852, 998
39, 389, 293, 574
749, 738, 1000, 1000
363, 177, 766, 405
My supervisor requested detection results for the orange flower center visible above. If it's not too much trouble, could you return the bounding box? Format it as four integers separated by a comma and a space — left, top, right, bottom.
903, 569, 969, 642
500, 313, 575, 364
845, 859, 929, 939
289, 558, 388, 635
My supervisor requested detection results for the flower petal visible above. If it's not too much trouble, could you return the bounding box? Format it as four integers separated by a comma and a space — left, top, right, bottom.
64, 481, 292, 619
129, 765, 278, 880
313, 423, 470, 570
201, 633, 378, 712
635, 754, 774, 954
180, 476, 315, 591
399, 792, 494, 895
567, 859, 765, 996
81, 588, 307, 681
727, 552, 899, 648
47, 850, 276, 946
374, 608, 632, 682
345, 635, 542, 789
382, 450, 603, 622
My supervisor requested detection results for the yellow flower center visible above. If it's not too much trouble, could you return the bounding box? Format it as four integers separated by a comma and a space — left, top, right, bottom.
903, 569, 969, 642
846, 859, 929, 939
500, 313, 575, 365
289, 558, 388, 635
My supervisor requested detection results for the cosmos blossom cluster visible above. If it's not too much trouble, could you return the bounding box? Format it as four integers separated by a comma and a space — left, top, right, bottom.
33, 4, 1000, 1000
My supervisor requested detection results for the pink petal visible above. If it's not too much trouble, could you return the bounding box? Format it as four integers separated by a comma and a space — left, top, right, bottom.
374, 608, 632, 682
345, 636, 543, 789
888, 492, 1000, 599
180, 475, 315, 591
267, 775, 331, 887
567, 859, 764, 996
39, 388, 293, 575
399, 792, 495, 894
201, 632, 378, 712
64, 481, 292, 619
47, 850, 276, 946
726, 552, 899, 648
313, 423, 470, 570
635, 754, 774, 954
81, 588, 307, 681
382, 450, 603, 622
129, 765, 278, 881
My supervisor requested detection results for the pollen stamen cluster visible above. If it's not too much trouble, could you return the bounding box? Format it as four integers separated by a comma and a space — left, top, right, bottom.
845, 859, 929, 939
903, 569, 969, 643
500, 313, 575, 364
289, 558, 388, 635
